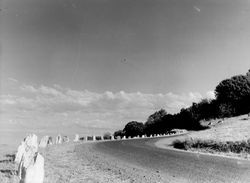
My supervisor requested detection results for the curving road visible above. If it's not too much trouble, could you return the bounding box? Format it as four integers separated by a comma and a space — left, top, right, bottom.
93, 136, 250, 183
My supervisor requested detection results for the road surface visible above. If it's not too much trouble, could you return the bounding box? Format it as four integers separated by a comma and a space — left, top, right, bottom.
92, 137, 250, 183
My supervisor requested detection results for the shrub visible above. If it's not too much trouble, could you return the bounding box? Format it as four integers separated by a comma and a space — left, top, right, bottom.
95, 136, 102, 141
103, 132, 112, 140
172, 138, 250, 155
173, 139, 187, 150
114, 130, 125, 138
87, 136, 93, 141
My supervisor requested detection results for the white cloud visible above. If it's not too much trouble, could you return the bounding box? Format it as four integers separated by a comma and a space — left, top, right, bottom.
39, 85, 63, 96
206, 91, 216, 99
0, 83, 210, 130
8, 77, 18, 83
0, 95, 17, 105
193, 6, 201, 12
20, 84, 37, 93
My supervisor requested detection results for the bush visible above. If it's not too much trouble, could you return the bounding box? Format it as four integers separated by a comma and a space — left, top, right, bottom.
95, 136, 102, 140
114, 130, 125, 138
172, 138, 250, 154
173, 139, 187, 150
103, 132, 112, 140
87, 136, 93, 141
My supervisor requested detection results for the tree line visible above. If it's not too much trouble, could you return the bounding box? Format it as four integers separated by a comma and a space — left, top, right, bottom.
114, 70, 250, 138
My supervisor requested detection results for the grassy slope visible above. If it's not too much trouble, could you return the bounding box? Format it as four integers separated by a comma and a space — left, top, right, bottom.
173, 114, 250, 159
189, 114, 250, 142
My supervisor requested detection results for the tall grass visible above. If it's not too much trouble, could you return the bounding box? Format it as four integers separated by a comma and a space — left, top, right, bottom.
173, 138, 250, 154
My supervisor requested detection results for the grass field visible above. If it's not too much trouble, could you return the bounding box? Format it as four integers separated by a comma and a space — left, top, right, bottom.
191, 114, 250, 142
172, 114, 250, 159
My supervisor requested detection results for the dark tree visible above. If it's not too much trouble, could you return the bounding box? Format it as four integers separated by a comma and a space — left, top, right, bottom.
215, 75, 250, 102
113, 130, 125, 138
123, 121, 144, 137
218, 103, 235, 117
215, 75, 250, 115
146, 109, 167, 124
144, 109, 168, 135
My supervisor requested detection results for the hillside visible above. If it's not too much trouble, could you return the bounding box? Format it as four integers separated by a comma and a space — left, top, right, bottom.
189, 114, 250, 142
167, 114, 250, 159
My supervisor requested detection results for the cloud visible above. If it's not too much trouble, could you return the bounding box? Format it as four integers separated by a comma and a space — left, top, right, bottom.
1, 83, 210, 130
193, 6, 201, 12
8, 77, 18, 83
0, 95, 17, 105
20, 84, 37, 93
206, 91, 216, 99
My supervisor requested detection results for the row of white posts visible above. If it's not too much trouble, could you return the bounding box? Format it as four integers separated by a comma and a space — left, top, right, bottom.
32, 129, 186, 146
75, 132, 174, 142
112, 130, 186, 141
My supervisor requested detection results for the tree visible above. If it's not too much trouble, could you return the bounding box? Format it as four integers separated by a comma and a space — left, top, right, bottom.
218, 103, 235, 118
215, 75, 250, 102
123, 121, 144, 137
144, 109, 168, 135
146, 109, 167, 124
189, 99, 218, 121
215, 75, 250, 115
113, 130, 125, 138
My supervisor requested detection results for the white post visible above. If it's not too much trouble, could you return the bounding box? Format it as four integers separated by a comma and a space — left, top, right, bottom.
73, 134, 79, 142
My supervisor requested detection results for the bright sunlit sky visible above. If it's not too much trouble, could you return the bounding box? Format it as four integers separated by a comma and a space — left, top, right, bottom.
1, 0, 250, 133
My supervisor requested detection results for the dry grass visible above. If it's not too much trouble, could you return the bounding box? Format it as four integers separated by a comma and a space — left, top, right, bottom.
172, 114, 250, 159
190, 114, 250, 142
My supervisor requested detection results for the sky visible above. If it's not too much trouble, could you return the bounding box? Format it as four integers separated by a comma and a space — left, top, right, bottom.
1, 0, 250, 135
